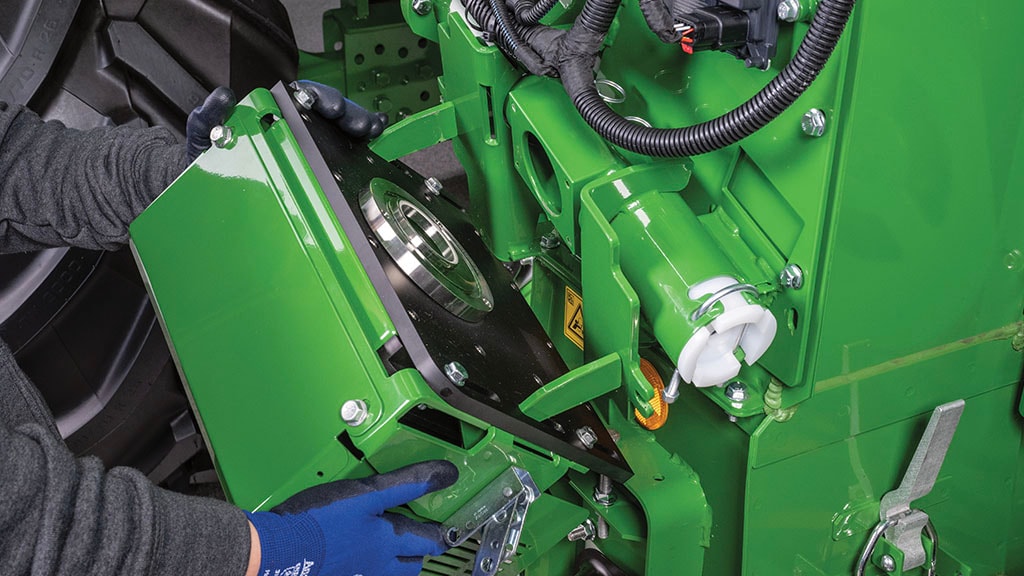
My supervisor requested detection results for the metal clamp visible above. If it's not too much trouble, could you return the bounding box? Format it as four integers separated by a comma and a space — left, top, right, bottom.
443, 468, 540, 576
853, 399, 964, 575
594, 79, 626, 104
689, 283, 759, 322
854, 517, 937, 576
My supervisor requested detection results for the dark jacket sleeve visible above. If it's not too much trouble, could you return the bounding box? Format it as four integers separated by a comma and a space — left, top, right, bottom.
0, 341, 252, 576
0, 101, 187, 252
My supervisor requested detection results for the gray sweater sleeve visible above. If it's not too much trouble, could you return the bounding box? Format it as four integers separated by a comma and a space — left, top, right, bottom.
0, 101, 187, 252
0, 343, 252, 576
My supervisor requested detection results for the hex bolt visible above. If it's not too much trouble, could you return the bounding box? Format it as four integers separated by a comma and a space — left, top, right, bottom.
779, 264, 804, 289
777, 0, 800, 22
210, 125, 235, 149
480, 558, 494, 573
340, 399, 369, 426
880, 555, 896, 573
576, 426, 598, 449
292, 88, 317, 111
567, 520, 596, 542
539, 232, 561, 250
725, 381, 748, 402
425, 177, 444, 196
801, 108, 827, 137
411, 0, 433, 15
444, 361, 469, 386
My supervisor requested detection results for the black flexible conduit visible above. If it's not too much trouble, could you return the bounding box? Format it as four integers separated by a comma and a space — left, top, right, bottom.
460, 0, 856, 156
512, 0, 560, 25
559, 0, 857, 156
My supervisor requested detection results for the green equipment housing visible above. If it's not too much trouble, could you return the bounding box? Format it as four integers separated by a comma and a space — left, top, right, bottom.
130, 0, 1024, 574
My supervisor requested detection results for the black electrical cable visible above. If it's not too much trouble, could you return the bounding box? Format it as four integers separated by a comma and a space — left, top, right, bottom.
511, 0, 560, 25
559, 0, 857, 156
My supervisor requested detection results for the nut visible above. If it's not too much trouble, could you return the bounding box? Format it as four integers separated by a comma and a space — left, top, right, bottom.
210, 125, 235, 149
293, 88, 317, 111
777, 0, 801, 22
425, 177, 444, 196
801, 108, 827, 137
411, 0, 433, 15
724, 381, 748, 402
340, 399, 369, 426
779, 264, 804, 289
444, 361, 468, 386
576, 426, 598, 449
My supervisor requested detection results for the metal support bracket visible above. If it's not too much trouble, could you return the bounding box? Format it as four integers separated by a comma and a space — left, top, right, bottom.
855, 399, 964, 575
443, 467, 540, 576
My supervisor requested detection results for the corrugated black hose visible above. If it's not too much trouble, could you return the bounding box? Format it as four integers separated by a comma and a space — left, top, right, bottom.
510, 0, 560, 25
559, 0, 858, 156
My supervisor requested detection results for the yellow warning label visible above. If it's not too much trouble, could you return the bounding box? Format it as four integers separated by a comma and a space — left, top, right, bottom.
564, 286, 584, 350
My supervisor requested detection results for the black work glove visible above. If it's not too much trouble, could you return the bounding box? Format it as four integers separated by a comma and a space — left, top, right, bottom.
245, 460, 458, 576
185, 86, 237, 162
290, 80, 389, 139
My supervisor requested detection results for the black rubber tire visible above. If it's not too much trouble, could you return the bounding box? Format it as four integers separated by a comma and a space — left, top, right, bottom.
0, 0, 298, 481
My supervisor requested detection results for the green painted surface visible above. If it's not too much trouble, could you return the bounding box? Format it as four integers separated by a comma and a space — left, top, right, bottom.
132, 0, 1024, 573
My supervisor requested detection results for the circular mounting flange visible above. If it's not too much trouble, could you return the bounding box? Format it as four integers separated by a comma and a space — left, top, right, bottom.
361, 178, 493, 321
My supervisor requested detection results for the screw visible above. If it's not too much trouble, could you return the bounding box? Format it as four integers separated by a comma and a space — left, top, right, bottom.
502, 486, 514, 498
576, 426, 598, 449
779, 264, 804, 289
293, 88, 317, 111
210, 125, 235, 148
880, 555, 896, 573
801, 108, 827, 137
425, 177, 443, 196
539, 232, 561, 249
444, 361, 469, 386
567, 520, 596, 541
411, 0, 433, 15
340, 399, 369, 426
724, 381, 748, 402
480, 558, 494, 573
373, 70, 391, 88
777, 0, 800, 22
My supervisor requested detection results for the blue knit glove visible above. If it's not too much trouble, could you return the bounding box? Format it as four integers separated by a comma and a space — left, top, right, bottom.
185, 86, 237, 162
246, 460, 458, 576
289, 80, 388, 139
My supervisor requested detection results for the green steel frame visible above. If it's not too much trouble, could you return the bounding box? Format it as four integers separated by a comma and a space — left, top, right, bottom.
132, 0, 1024, 575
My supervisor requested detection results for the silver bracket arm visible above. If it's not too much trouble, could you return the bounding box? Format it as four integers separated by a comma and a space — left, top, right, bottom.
856, 399, 964, 575
442, 467, 540, 576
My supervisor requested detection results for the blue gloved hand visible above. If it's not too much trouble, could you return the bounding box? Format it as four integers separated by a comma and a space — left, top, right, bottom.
289, 80, 389, 139
246, 460, 458, 576
185, 86, 237, 162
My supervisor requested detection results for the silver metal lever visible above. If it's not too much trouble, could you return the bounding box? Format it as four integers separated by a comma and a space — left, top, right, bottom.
855, 399, 964, 575
443, 467, 540, 576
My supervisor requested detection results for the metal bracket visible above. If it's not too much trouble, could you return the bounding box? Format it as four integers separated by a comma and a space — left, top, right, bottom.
443, 467, 540, 576
854, 399, 964, 575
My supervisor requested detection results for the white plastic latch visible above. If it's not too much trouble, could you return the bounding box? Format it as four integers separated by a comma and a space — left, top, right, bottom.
676, 276, 777, 388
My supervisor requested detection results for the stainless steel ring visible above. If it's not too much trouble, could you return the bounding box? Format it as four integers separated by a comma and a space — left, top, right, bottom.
595, 78, 626, 104
689, 283, 759, 322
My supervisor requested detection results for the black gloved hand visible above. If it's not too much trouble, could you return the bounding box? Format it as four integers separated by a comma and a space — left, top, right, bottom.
185, 86, 237, 162
290, 80, 389, 139
246, 460, 458, 576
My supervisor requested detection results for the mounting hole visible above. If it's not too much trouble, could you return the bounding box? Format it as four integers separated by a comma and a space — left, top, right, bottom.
653, 474, 665, 482
525, 132, 561, 215
375, 43, 385, 55
316, 471, 324, 477
354, 53, 365, 65
419, 91, 430, 101
787, 308, 799, 332
398, 46, 409, 58
418, 38, 428, 48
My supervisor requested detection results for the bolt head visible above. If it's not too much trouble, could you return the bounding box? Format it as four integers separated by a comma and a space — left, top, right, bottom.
539, 232, 561, 249
779, 264, 804, 289
801, 108, 827, 137
293, 88, 317, 111
340, 399, 369, 426
724, 381, 748, 402
411, 0, 433, 15
425, 177, 444, 196
209, 125, 235, 149
777, 0, 800, 22
880, 554, 896, 573
444, 361, 468, 386
576, 426, 598, 449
